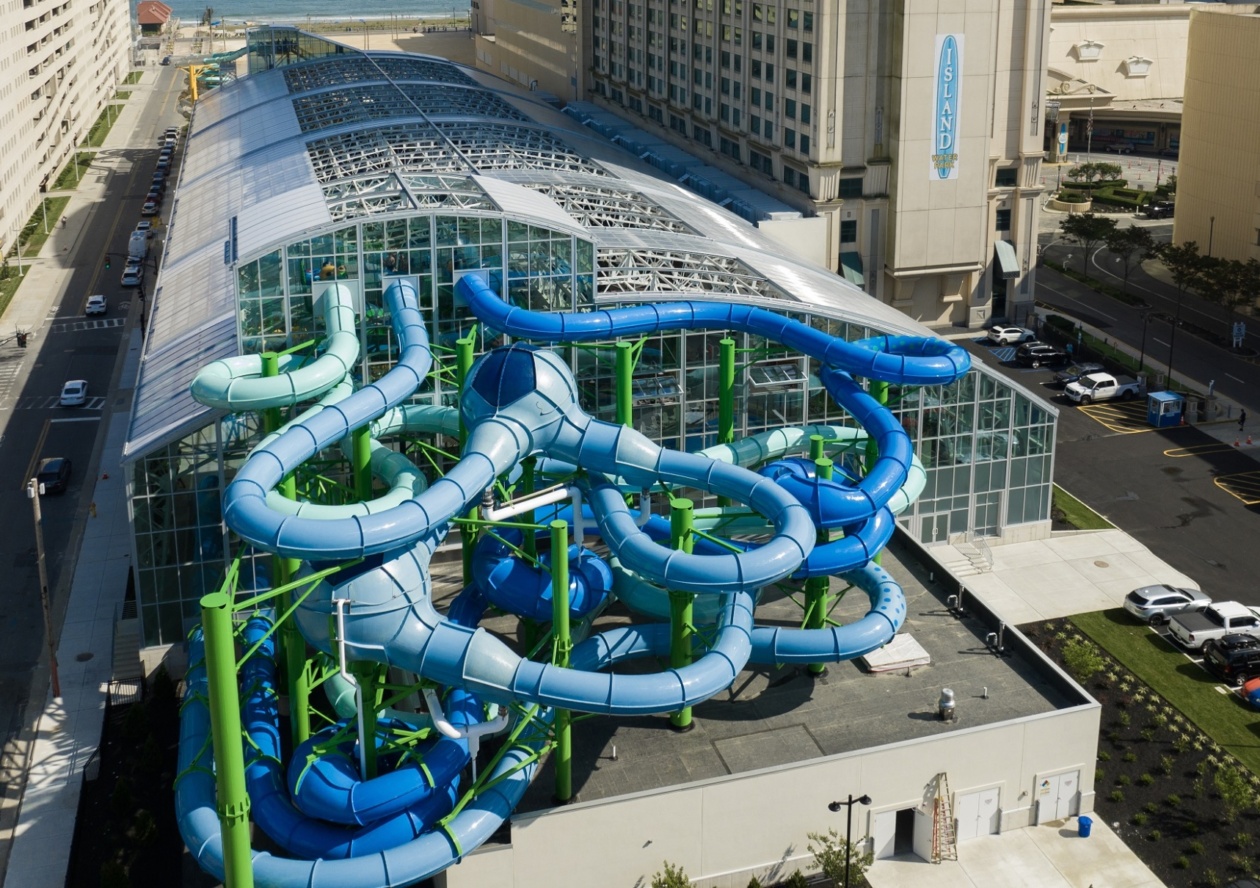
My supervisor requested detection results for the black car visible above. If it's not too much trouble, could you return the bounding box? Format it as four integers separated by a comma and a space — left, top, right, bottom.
1014, 342, 1067, 368
1202, 634, 1260, 685
36, 457, 72, 494
1144, 201, 1175, 220
1053, 362, 1106, 388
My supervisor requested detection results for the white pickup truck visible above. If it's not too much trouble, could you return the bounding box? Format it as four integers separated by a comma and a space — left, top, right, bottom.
1169, 601, 1260, 651
1063, 372, 1143, 405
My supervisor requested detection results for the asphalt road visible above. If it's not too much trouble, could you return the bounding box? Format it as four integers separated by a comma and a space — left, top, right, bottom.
962, 336, 1260, 607
0, 67, 183, 844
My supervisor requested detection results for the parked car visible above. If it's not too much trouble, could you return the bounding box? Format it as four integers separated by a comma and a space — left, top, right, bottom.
161, 55, 172, 65
1107, 141, 1135, 154
146, 189, 163, 206
59, 379, 88, 407
1169, 602, 1260, 651
1063, 372, 1143, 404
141, 199, 159, 217
121, 262, 143, 287
156, 158, 171, 172
1123, 584, 1211, 626
1015, 342, 1068, 368
85, 294, 107, 316
986, 325, 1036, 346
1202, 634, 1260, 685
135, 220, 154, 235
1052, 362, 1106, 388
35, 457, 72, 494
1239, 677, 1260, 709
1144, 201, 1175, 220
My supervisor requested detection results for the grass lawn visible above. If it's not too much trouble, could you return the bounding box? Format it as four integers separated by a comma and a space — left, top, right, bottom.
1052, 484, 1113, 530
0, 263, 31, 319
1072, 609, 1260, 776
124, 71, 142, 85
18, 196, 70, 257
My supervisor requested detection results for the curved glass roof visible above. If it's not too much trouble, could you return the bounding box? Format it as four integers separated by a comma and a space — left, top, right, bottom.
125, 31, 1005, 461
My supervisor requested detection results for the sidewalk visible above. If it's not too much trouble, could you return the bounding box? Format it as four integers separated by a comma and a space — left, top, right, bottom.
0, 69, 159, 888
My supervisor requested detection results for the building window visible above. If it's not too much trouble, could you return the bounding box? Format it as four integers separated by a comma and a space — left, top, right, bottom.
801, 73, 812, 94
732, 108, 741, 128
749, 149, 772, 175
802, 42, 812, 64
750, 115, 761, 136
796, 175, 811, 197
721, 50, 730, 69
841, 220, 858, 243
784, 128, 796, 150
765, 64, 774, 84
720, 136, 741, 162
800, 103, 811, 124
803, 11, 813, 31
752, 32, 762, 51
763, 121, 774, 141
996, 209, 1012, 232
752, 60, 761, 79
799, 134, 810, 155
765, 34, 774, 52
648, 105, 663, 124
839, 177, 863, 199
786, 69, 797, 90
764, 91, 774, 111
785, 99, 796, 119
783, 166, 796, 187
786, 38, 797, 59
995, 167, 1019, 188
751, 86, 761, 106
787, 9, 799, 28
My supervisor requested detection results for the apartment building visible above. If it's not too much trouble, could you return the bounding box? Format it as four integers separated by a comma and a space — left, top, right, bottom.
0, 0, 132, 258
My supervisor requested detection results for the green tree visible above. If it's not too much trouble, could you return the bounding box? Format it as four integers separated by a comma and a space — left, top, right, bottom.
1158, 241, 1207, 301
1105, 225, 1157, 294
808, 827, 874, 885
1062, 637, 1105, 682
1095, 161, 1123, 182
1060, 213, 1118, 279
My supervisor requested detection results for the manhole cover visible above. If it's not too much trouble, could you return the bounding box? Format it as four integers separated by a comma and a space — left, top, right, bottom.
75, 652, 94, 662
1094, 560, 1110, 568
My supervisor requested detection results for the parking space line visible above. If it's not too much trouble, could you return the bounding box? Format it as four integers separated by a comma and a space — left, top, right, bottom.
1165, 443, 1237, 458
1214, 471, 1260, 506
1077, 401, 1155, 434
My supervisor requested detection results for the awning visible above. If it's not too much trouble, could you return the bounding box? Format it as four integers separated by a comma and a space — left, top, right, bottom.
995, 240, 1020, 280
839, 251, 864, 287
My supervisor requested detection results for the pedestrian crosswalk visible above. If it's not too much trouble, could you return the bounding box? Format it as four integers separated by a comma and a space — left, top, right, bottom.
0, 361, 21, 402
14, 396, 107, 411
49, 317, 127, 334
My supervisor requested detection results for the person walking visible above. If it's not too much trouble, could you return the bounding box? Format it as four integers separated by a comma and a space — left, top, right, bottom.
1240, 409, 1247, 432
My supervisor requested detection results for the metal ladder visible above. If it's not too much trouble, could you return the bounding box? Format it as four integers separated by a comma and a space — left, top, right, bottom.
931, 772, 958, 863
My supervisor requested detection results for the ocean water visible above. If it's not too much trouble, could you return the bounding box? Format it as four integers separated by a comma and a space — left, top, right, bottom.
165, 0, 467, 24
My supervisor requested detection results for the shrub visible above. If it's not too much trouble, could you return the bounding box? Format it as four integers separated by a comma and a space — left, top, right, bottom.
651, 861, 690, 888
1234, 832, 1253, 849
1123, 751, 1137, 763
1205, 870, 1220, 888
1174, 856, 1190, 870
783, 872, 809, 888
1161, 755, 1175, 775
1098, 750, 1111, 762
1188, 840, 1205, 855
1166, 794, 1181, 807
1147, 830, 1162, 842
746, 879, 763, 888
1110, 790, 1125, 803
1095, 767, 1104, 782
1138, 774, 1154, 786
1215, 768, 1256, 821
1140, 727, 1157, 742
1117, 774, 1131, 787
1117, 711, 1131, 728
1057, 190, 1090, 204
808, 827, 872, 885
1145, 802, 1159, 814
1131, 812, 1148, 826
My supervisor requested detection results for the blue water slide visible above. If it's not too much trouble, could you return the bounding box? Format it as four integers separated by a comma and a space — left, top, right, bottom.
177, 627, 550, 888
472, 529, 613, 622
455, 273, 970, 385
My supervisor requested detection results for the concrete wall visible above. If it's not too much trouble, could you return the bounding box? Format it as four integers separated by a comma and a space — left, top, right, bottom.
473, 0, 578, 101
1173, 9, 1260, 266
439, 705, 1100, 888
1047, 5, 1195, 102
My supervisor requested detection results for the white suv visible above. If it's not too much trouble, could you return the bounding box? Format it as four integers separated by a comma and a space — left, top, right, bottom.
986, 325, 1036, 346
85, 295, 107, 316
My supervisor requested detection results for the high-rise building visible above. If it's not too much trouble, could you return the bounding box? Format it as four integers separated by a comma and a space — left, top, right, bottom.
0, 0, 131, 258
579, 1, 1052, 327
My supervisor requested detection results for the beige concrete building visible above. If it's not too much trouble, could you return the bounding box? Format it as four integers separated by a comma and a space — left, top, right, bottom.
473, 0, 583, 101
0, 0, 132, 260
1174, 8, 1260, 265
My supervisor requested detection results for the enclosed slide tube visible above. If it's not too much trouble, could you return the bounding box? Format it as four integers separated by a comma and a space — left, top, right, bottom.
190, 282, 361, 411
178, 625, 549, 888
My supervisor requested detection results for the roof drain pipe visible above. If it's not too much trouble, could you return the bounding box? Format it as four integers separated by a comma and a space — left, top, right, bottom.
423, 687, 509, 781
482, 483, 585, 548
333, 596, 369, 782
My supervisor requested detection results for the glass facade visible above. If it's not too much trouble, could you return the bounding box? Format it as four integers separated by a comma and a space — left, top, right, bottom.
131, 210, 1056, 646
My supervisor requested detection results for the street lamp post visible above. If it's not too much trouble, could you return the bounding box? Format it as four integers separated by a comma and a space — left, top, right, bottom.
1086, 86, 1095, 159
828, 794, 872, 888
1138, 311, 1152, 376
26, 478, 61, 699
1208, 216, 1216, 259
360, 19, 368, 50
1167, 292, 1185, 391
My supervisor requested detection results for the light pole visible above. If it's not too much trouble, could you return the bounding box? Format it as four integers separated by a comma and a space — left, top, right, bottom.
1208, 216, 1216, 258
27, 478, 61, 699
1167, 291, 1185, 391
1138, 311, 1152, 375
828, 794, 872, 888
1085, 86, 1095, 159
360, 19, 368, 50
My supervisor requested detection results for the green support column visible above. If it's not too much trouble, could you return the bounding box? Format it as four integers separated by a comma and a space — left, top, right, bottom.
457, 334, 477, 585
200, 592, 254, 888
260, 353, 309, 747
352, 425, 372, 501
350, 661, 380, 779
550, 519, 573, 802
804, 434, 833, 676
669, 498, 695, 731
866, 380, 889, 565
615, 340, 634, 429
717, 338, 735, 506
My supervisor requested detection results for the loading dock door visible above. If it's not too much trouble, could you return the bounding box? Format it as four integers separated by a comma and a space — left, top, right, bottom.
872, 810, 896, 859
1036, 770, 1080, 823
911, 808, 934, 860
955, 787, 1000, 841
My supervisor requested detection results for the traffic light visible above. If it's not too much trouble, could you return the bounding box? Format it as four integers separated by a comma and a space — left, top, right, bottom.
104, 256, 111, 270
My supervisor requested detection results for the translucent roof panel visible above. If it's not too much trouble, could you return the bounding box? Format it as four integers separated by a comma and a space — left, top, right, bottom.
282, 54, 475, 93
292, 83, 528, 133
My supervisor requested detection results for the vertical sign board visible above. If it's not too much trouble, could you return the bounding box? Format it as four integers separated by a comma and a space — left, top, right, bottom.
931, 34, 963, 181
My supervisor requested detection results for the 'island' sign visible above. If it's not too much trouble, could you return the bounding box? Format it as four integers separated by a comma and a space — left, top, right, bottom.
931, 34, 963, 181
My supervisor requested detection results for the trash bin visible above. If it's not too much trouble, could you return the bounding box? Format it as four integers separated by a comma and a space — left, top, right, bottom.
1078, 815, 1093, 838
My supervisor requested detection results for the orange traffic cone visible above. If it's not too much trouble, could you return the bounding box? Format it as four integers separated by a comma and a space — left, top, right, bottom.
1249, 435, 1254, 446
1235, 439, 1241, 447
